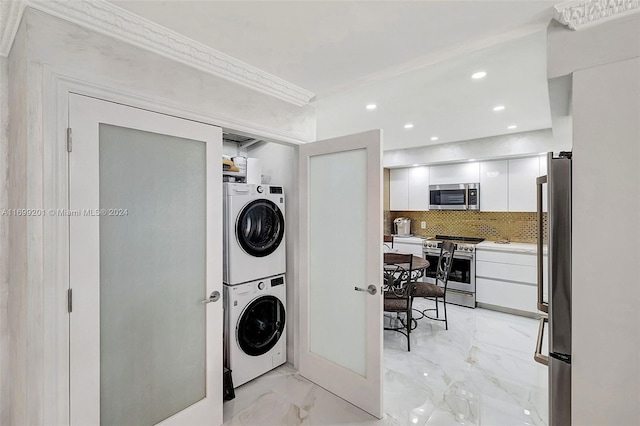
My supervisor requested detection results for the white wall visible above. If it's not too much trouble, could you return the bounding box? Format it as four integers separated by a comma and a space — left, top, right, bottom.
547, 13, 640, 425
383, 128, 568, 167
27, 9, 315, 143
547, 14, 640, 79
246, 142, 299, 365
6, 19, 29, 426
572, 57, 640, 425
3, 8, 314, 424
0, 54, 9, 426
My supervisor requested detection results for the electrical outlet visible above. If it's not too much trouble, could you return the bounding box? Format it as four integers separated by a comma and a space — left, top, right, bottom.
421, 221, 426, 229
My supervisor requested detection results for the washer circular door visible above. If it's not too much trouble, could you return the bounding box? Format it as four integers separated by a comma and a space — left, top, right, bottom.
236, 199, 285, 257
237, 295, 286, 356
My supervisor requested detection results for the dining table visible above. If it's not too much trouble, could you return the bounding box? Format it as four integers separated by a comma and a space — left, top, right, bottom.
382, 254, 430, 291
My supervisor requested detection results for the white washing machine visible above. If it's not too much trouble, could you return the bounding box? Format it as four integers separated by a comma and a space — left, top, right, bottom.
224, 275, 286, 387
223, 183, 286, 285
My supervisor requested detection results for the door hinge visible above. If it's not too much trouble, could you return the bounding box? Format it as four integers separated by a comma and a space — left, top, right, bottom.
67, 289, 72, 313
66, 128, 72, 152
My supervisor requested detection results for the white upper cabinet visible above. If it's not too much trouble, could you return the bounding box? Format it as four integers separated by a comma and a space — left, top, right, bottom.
508, 157, 540, 212
479, 160, 508, 212
391, 156, 544, 212
389, 168, 409, 211
429, 162, 480, 185
408, 166, 430, 211
389, 166, 430, 211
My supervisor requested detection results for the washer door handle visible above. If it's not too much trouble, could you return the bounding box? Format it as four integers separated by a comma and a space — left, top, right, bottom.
201, 291, 221, 304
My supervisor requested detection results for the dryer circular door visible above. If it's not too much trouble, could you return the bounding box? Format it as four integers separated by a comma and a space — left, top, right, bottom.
237, 295, 286, 356
236, 199, 285, 257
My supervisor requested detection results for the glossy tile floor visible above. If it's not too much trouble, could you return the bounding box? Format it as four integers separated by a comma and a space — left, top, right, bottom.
223, 299, 548, 425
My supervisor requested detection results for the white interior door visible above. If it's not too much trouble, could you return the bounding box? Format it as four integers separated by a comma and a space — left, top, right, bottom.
68, 94, 223, 425
298, 130, 383, 418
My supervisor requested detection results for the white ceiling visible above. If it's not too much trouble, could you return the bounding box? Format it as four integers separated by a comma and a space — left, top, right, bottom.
110, 0, 559, 150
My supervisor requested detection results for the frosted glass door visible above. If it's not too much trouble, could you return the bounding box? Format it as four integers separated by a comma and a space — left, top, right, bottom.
99, 124, 205, 425
299, 130, 383, 418
69, 95, 223, 426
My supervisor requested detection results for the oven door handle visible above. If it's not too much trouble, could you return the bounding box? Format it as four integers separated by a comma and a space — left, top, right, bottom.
423, 250, 474, 259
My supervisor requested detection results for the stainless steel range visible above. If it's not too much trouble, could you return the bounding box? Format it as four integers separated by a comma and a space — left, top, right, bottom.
422, 235, 484, 308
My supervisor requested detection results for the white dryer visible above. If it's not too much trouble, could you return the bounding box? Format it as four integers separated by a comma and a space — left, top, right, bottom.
223, 183, 286, 285
224, 275, 286, 387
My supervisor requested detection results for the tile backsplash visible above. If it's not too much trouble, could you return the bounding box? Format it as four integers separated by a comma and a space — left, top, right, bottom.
387, 211, 547, 243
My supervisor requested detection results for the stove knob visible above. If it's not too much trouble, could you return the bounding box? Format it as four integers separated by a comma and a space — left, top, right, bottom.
258, 281, 265, 290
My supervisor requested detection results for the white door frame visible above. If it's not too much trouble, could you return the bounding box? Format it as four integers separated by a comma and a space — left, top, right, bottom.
67, 93, 223, 425
39, 69, 305, 424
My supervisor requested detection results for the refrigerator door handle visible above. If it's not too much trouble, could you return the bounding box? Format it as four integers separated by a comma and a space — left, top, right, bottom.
536, 175, 549, 314
534, 315, 549, 366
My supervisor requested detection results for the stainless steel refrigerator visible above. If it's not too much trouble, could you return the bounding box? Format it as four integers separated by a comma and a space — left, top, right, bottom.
535, 151, 572, 426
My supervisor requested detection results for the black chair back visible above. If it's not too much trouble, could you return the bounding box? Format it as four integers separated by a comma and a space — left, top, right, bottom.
435, 241, 456, 289
383, 252, 416, 350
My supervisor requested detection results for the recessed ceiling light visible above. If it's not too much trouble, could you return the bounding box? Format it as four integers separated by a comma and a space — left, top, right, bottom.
468, 159, 476, 162
493, 105, 505, 111
507, 125, 518, 129
366, 103, 377, 110
471, 71, 487, 80
430, 136, 439, 141
412, 163, 420, 167
404, 123, 414, 129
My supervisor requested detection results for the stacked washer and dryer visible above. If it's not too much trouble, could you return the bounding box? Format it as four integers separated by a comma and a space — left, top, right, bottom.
223, 183, 287, 387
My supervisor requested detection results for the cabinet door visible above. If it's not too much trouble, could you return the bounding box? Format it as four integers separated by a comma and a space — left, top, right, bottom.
429, 162, 480, 185
479, 160, 508, 211
508, 157, 540, 212
389, 168, 409, 210
408, 166, 429, 210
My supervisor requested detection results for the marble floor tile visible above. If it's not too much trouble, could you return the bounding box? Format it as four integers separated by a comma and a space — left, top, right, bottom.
223, 301, 548, 426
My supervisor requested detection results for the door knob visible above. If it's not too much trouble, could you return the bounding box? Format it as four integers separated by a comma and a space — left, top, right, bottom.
201, 291, 221, 304
354, 285, 377, 295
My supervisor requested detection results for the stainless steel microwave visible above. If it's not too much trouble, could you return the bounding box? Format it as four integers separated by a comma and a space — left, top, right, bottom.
429, 183, 480, 210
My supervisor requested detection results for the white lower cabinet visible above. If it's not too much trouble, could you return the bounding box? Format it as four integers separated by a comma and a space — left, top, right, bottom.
476, 278, 538, 313
475, 245, 545, 316
392, 237, 425, 256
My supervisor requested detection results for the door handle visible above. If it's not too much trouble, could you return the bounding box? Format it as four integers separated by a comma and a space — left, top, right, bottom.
534, 315, 549, 366
536, 175, 549, 314
354, 285, 377, 295
464, 184, 469, 210
201, 291, 221, 304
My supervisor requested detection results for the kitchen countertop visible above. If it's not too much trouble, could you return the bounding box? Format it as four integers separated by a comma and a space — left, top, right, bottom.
476, 240, 540, 254
391, 235, 426, 243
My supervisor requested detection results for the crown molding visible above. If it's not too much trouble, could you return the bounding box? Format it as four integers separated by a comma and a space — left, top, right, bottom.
1, 0, 315, 106
0, 0, 26, 57
555, 0, 640, 30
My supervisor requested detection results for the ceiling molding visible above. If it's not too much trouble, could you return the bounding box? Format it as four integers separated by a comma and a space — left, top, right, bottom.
2, 0, 315, 106
0, 0, 26, 57
554, 0, 640, 30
